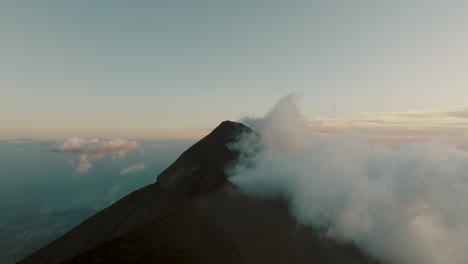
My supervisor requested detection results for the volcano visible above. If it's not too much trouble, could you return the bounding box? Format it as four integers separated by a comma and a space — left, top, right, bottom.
18, 121, 380, 264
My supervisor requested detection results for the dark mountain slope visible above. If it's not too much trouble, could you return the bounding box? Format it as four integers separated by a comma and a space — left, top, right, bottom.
19, 121, 380, 264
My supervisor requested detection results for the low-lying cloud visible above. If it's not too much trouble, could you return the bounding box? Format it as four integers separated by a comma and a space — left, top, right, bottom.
56, 137, 139, 173
120, 163, 146, 175
313, 107, 468, 147
447, 108, 468, 119
227, 94, 468, 264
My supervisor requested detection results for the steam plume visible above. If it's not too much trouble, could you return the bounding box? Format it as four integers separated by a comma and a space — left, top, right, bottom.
227, 94, 468, 264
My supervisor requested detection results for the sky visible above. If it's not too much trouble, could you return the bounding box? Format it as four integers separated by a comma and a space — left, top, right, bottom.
1, 3, 468, 262
1, 1, 468, 139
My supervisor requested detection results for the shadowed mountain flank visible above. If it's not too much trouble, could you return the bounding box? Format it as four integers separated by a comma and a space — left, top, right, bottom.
18, 121, 380, 264
156, 120, 253, 198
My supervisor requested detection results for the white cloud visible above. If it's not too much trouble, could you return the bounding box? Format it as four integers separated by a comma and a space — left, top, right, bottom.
77, 154, 92, 174
227, 95, 468, 264
120, 163, 146, 175
56, 137, 139, 173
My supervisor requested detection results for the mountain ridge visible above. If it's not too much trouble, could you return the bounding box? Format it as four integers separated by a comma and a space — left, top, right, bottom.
18, 120, 380, 264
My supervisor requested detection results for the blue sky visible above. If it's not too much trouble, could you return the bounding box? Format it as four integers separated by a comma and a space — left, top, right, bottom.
1, 1, 468, 139
2, 3, 468, 262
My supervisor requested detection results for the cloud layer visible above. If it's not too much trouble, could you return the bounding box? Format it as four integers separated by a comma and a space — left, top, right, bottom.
56, 137, 139, 173
120, 163, 146, 175
227, 95, 468, 264
313, 107, 468, 146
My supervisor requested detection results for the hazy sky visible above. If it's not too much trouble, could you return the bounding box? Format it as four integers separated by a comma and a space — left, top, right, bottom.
1, 1, 468, 139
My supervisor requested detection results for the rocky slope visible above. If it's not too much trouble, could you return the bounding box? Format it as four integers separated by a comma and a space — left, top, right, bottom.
19, 121, 380, 264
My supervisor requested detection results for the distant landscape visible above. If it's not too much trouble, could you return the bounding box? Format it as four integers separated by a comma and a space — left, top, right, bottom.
2, 1, 468, 264
0, 139, 194, 263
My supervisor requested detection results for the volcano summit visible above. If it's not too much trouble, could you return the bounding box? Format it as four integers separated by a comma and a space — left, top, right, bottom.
19, 120, 379, 264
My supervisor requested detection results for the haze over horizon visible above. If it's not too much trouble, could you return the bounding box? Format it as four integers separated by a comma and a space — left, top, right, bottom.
2, 2, 468, 263
2, 1, 468, 141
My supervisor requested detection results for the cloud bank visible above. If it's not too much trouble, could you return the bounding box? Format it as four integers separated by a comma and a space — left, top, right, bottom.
120, 163, 146, 175
56, 137, 139, 173
314, 107, 468, 147
227, 94, 468, 264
